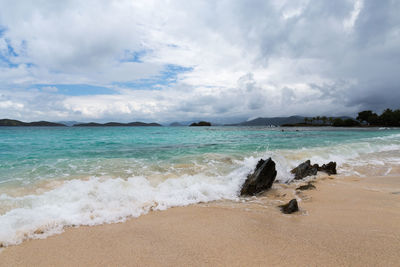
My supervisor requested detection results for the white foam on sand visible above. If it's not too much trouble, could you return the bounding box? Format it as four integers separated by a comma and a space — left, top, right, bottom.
0, 161, 255, 247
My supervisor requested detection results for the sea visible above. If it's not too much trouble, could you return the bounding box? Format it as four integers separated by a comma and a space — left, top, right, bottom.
1, 126, 399, 246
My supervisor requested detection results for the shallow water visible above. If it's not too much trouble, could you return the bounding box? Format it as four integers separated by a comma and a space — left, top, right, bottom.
1, 126, 399, 246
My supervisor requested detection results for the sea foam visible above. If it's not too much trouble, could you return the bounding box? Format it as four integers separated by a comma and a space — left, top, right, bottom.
0, 161, 253, 247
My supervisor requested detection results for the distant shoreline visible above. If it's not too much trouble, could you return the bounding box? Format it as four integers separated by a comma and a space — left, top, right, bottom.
1, 118, 399, 128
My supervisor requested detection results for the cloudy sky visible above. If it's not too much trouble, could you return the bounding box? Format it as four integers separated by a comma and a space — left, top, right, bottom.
0, 0, 399, 123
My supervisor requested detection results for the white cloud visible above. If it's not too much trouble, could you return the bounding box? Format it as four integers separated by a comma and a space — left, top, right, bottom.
0, 0, 399, 122
343, 0, 364, 32
0, 100, 24, 109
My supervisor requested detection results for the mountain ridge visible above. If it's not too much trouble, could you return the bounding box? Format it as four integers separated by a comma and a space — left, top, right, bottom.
227, 116, 354, 126
0, 119, 66, 127
0, 119, 162, 127
73, 121, 162, 127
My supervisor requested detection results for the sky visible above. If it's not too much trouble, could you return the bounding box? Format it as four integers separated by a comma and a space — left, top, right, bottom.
0, 0, 399, 123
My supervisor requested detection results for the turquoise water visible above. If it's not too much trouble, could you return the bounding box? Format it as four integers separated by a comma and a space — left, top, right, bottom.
1, 126, 400, 246
1, 126, 400, 186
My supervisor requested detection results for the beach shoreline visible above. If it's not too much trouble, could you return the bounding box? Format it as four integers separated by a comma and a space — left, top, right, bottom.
1, 174, 399, 266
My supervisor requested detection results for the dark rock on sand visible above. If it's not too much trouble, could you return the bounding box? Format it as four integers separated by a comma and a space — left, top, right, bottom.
291, 160, 318, 180
291, 160, 337, 179
318, 162, 337, 175
279, 199, 299, 214
240, 158, 277, 196
296, 182, 316, 191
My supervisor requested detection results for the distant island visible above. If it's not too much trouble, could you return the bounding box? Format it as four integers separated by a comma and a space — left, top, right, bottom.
229, 116, 307, 126
73, 122, 161, 127
169, 122, 184, 126
0, 119, 66, 127
0, 119, 162, 127
189, 121, 211, 126
56, 121, 82, 126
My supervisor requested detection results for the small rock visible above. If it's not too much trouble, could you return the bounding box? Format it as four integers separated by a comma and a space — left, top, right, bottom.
279, 199, 299, 214
291, 160, 318, 180
291, 160, 337, 179
318, 161, 337, 175
296, 182, 316, 191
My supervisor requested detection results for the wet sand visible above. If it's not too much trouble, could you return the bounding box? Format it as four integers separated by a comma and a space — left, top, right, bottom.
1, 175, 399, 266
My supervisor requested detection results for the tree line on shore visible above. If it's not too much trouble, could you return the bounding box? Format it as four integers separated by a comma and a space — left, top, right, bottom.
356, 109, 400, 126
303, 108, 400, 127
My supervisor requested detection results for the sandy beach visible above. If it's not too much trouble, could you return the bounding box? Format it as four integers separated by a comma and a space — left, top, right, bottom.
1, 174, 399, 267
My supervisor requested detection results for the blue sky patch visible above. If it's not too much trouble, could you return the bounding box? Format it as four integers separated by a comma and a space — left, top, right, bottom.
0, 28, 5, 37
35, 84, 117, 96
0, 32, 19, 68
0, 52, 17, 67
113, 64, 193, 90
34, 64, 192, 95
6, 39, 18, 57
120, 49, 149, 63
